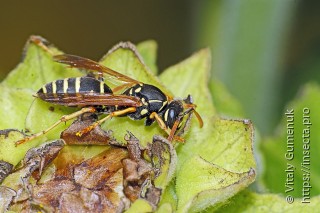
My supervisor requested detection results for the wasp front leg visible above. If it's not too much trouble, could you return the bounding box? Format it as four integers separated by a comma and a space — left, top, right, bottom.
76, 107, 137, 137
149, 112, 184, 143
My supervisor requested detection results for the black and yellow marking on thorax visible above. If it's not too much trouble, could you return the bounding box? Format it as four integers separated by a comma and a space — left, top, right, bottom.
122, 83, 170, 121
140, 108, 149, 115
149, 99, 167, 111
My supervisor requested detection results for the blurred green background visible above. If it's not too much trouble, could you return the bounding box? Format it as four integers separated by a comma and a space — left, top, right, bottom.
0, 1, 319, 139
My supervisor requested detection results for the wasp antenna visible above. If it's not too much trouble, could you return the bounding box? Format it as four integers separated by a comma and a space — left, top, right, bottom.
193, 109, 204, 128
182, 101, 203, 128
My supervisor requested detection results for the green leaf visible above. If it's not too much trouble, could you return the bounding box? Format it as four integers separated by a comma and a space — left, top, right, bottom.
0, 130, 41, 166
159, 48, 256, 211
125, 199, 153, 213
156, 203, 173, 213
0, 85, 34, 130
177, 118, 255, 172
100, 42, 170, 95
174, 118, 256, 212
25, 98, 75, 139
261, 83, 320, 197
209, 79, 245, 117
176, 157, 255, 213
137, 40, 158, 75
215, 190, 320, 213
160, 48, 215, 117
3, 36, 82, 91
157, 180, 177, 212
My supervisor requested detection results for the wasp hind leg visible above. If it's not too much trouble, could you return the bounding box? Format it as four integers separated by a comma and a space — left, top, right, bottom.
15, 107, 96, 146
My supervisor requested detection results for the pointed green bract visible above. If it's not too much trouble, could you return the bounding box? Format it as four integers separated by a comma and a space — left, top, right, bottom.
3, 37, 82, 91
177, 118, 255, 172
173, 118, 255, 212
160, 48, 215, 117
100, 42, 171, 95
137, 40, 158, 75
176, 157, 255, 213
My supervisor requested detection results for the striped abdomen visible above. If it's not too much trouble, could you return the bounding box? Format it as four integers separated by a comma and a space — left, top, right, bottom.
37, 77, 113, 103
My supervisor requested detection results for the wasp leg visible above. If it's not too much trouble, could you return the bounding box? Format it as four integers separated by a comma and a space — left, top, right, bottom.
149, 112, 166, 130
167, 120, 185, 143
15, 107, 96, 146
149, 112, 184, 143
76, 107, 137, 137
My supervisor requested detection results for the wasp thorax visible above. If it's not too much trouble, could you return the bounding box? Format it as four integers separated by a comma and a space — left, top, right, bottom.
123, 83, 168, 121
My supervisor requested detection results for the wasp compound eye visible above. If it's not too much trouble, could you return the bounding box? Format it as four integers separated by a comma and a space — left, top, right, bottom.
163, 101, 184, 129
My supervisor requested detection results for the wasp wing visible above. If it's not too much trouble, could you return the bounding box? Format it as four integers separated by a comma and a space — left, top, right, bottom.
54, 54, 140, 84
37, 93, 142, 107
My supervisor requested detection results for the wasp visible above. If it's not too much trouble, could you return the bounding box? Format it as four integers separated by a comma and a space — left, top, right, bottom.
16, 54, 203, 145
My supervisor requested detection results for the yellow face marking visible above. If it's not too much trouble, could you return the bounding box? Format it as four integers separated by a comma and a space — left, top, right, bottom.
135, 86, 142, 93
129, 88, 133, 95
63, 79, 68, 93
75, 77, 81, 93
52, 81, 57, 94
164, 109, 169, 122
140, 109, 148, 115
100, 81, 104, 93
42, 85, 47, 93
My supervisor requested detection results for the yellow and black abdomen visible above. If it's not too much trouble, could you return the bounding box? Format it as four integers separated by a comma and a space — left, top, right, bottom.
37, 77, 113, 106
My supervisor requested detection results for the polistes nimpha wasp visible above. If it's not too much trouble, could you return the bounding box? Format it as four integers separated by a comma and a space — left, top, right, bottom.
16, 54, 203, 145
